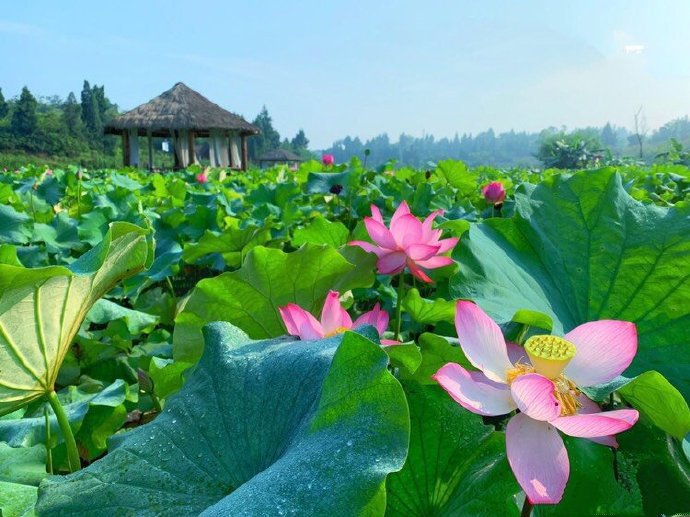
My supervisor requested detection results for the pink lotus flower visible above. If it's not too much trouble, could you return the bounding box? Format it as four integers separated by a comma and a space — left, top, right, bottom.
196, 172, 209, 183
279, 290, 398, 345
349, 201, 459, 283
482, 181, 506, 204
433, 301, 639, 505
322, 154, 335, 166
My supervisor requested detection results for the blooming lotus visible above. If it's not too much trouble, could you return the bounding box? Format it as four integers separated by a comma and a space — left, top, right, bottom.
322, 154, 335, 166
279, 290, 397, 344
434, 301, 639, 505
196, 171, 209, 183
482, 181, 506, 204
349, 201, 459, 283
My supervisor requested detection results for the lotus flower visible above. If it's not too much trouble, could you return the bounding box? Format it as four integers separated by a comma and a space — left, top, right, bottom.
322, 154, 335, 166
349, 201, 459, 283
434, 301, 639, 505
196, 171, 209, 183
482, 181, 506, 204
279, 290, 398, 344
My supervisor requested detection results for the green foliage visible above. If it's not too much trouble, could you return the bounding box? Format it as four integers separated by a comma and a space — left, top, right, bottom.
0, 161, 687, 515
37, 325, 409, 516
0, 443, 48, 517
173, 244, 376, 361
536, 132, 604, 169
0, 222, 152, 415
0, 87, 8, 119
11, 86, 38, 137
386, 381, 519, 516
248, 105, 281, 161
291, 128, 309, 150
451, 169, 690, 405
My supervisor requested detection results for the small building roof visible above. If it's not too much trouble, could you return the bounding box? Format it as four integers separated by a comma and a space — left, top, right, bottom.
258, 149, 304, 162
105, 82, 260, 137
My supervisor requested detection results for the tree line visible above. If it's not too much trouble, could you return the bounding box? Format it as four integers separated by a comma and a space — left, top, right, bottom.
0, 84, 313, 167
1, 82, 689, 169
0, 82, 118, 160
321, 118, 690, 168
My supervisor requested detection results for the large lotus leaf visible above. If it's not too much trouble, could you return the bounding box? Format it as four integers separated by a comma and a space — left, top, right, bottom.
385, 381, 519, 516
617, 417, 690, 515
37, 323, 409, 516
450, 169, 690, 400
182, 226, 271, 268
0, 222, 153, 415
0, 204, 32, 244
531, 437, 642, 517
173, 244, 376, 362
292, 216, 350, 247
435, 159, 479, 197
0, 443, 47, 517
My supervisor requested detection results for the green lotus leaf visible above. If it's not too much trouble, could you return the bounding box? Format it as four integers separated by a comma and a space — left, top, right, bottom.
173, 244, 376, 362
182, 226, 271, 268
37, 324, 409, 516
386, 381, 519, 516
0, 222, 153, 415
402, 288, 456, 325
292, 216, 350, 247
0, 443, 47, 517
450, 169, 690, 402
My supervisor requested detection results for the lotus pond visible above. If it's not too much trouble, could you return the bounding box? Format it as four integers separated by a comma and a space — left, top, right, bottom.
0, 159, 689, 516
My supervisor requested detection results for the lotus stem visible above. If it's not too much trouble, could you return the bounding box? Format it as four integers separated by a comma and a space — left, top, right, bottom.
47, 390, 80, 473
521, 498, 534, 517
44, 405, 53, 475
76, 175, 82, 219
394, 274, 405, 341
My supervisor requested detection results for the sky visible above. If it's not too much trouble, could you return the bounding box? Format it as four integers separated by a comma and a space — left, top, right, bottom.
1, 1, 689, 148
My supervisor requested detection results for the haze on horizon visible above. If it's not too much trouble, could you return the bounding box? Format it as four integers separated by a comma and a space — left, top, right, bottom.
1, 0, 688, 149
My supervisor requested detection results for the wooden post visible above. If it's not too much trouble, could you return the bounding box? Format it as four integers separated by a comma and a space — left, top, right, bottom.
241, 135, 248, 171
173, 130, 180, 169
188, 131, 196, 165
147, 130, 153, 171
122, 131, 130, 166
230, 131, 235, 169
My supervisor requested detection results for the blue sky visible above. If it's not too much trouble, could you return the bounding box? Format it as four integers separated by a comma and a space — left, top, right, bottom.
1, 1, 689, 148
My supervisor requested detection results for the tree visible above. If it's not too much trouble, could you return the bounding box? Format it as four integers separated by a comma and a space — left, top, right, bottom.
601, 122, 617, 148
248, 105, 280, 160
0, 88, 8, 119
80, 80, 102, 135
11, 86, 38, 136
536, 132, 603, 169
63, 92, 83, 136
290, 129, 309, 150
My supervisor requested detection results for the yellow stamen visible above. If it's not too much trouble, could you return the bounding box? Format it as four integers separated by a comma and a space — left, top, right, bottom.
524, 335, 576, 380
506, 344, 582, 417
506, 362, 535, 384
553, 377, 581, 416
324, 326, 349, 338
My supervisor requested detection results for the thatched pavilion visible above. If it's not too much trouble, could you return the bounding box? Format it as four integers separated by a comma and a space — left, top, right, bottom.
105, 82, 260, 170
258, 149, 304, 168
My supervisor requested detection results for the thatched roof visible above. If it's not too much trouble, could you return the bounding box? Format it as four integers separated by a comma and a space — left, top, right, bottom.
105, 82, 260, 137
258, 149, 303, 162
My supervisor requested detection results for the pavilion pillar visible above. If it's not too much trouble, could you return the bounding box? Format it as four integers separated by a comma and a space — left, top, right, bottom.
241, 135, 248, 171
173, 130, 180, 169
147, 130, 153, 171
188, 131, 196, 165
122, 131, 130, 166
230, 131, 236, 169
